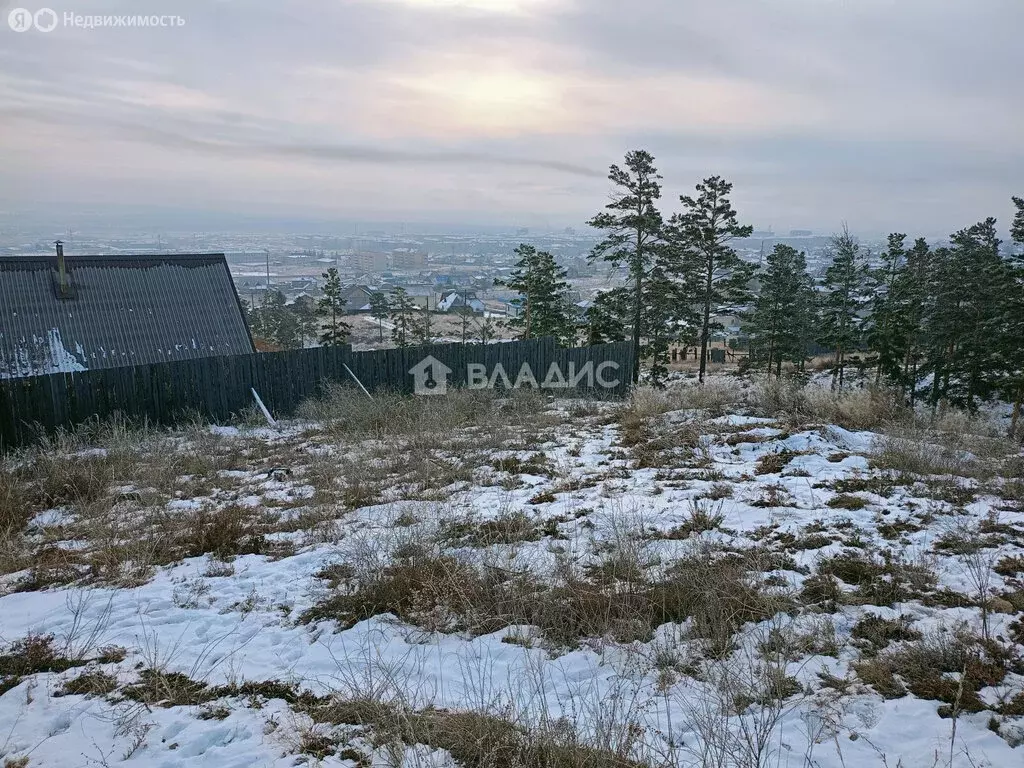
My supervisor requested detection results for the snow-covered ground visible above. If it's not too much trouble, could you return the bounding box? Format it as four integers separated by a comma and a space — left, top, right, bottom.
1, 382, 1022, 767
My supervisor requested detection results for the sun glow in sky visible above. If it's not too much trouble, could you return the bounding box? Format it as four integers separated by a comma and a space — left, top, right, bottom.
1, 0, 1021, 233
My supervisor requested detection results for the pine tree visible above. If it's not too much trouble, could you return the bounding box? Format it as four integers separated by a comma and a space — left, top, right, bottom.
583, 289, 629, 347
1007, 198, 1024, 436
920, 220, 1004, 412
895, 237, 933, 404
818, 226, 868, 390
747, 244, 813, 377
1012, 197, 1024, 246
413, 302, 434, 346
369, 291, 389, 343
454, 303, 474, 344
667, 176, 754, 383
640, 260, 690, 386
865, 233, 908, 387
389, 287, 416, 348
243, 298, 266, 342
498, 244, 575, 345
475, 315, 497, 345
291, 295, 318, 348
317, 268, 351, 346
258, 290, 301, 349
587, 150, 665, 383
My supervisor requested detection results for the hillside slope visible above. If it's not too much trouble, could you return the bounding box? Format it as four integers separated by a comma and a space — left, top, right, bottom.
1, 381, 1022, 768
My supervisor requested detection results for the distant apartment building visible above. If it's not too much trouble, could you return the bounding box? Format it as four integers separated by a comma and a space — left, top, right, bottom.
347, 249, 426, 272
348, 251, 390, 272
391, 249, 427, 270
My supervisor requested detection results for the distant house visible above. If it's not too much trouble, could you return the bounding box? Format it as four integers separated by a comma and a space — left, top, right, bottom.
0, 251, 254, 379
483, 297, 524, 319
339, 284, 377, 313
437, 291, 485, 313
710, 314, 744, 338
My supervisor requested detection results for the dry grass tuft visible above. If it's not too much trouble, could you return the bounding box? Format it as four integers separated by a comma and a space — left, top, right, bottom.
854, 626, 1021, 715
297, 385, 554, 441
0, 634, 90, 696
814, 548, 937, 607
303, 537, 789, 652
750, 380, 907, 430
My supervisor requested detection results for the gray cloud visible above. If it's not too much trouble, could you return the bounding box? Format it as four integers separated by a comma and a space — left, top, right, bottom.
1, 0, 1022, 234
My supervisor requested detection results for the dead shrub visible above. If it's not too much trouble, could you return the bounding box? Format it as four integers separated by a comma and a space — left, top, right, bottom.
625, 417, 708, 470
312, 700, 643, 768
660, 499, 725, 538
651, 547, 792, 656
705, 482, 733, 500
850, 613, 921, 655
438, 511, 541, 548
0, 465, 28, 538
751, 380, 907, 430
122, 668, 215, 707
872, 424, 1003, 480
798, 573, 842, 610
59, 670, 118, 697
827, 494, 868, 511
815, 548, 937, 606
153, 503, 272, 561
666, 378, 744, 415
303, 537, 786, 651
854, 626, 1016, 715
302, 550, 534, 634
0, 634, 88, 696
298, 385, 553, 442
755, 449, 801, 476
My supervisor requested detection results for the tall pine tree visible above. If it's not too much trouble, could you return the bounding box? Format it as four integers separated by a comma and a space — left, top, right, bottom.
1003, 198, 1024, 436
865, 233, 909, 387
666, 176, 753, 383
818, 227, 867, 390
893, 237, 934, 404
747, 244, 813, 377
318, 268, 351, 346
920, 220, 1004, 412
587, 150, 665, 383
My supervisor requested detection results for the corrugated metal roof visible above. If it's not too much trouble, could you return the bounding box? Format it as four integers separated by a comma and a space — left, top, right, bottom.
0, 253, 255, 379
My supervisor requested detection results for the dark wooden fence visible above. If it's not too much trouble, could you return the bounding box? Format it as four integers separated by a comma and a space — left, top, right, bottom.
0, 338, 635, 450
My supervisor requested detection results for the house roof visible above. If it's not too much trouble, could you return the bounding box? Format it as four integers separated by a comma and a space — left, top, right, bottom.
0, 253, 254, 379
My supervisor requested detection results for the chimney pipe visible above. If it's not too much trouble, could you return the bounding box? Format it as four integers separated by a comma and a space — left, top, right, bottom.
55, 240, 68, 297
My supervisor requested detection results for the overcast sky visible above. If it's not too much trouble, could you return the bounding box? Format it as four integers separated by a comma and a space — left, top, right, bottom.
1, 0, 1021, 235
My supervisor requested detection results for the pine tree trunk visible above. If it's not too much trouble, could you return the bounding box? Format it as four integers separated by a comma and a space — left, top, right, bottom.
1011, 382, 1023, 440
930, 356, 942, 418
909, 358, 918, 408
631, 270, 643, 384
699, 263, 713, 384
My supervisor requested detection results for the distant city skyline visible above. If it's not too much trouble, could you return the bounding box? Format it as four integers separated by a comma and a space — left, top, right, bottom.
2, 0, 1022, 238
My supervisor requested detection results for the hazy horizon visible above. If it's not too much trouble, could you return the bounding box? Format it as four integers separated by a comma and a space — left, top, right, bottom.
3, 0, 1022, 238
